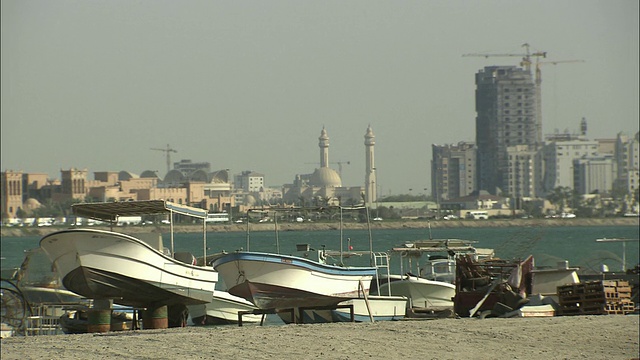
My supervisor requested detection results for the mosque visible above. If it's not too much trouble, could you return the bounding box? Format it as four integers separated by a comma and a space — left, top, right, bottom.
282, 126, 377, 207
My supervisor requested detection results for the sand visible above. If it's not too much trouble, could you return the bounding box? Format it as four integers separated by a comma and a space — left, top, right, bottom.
1, 315, 638, 360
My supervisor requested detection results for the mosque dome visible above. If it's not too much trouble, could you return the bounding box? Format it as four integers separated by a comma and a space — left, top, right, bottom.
140, 170, 159, 178
245, 194, 257, 206
309, 167, 342, 187
163, 170, 185, 184
23, 198, 42, 210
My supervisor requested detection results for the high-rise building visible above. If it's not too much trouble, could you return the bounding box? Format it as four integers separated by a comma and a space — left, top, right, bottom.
431, 142, 476, 201
573, 155, 615, 195
615, 132, 640, 195
543, 139, 599, 192
505, 144, 542, 198
475, 66, 539, 195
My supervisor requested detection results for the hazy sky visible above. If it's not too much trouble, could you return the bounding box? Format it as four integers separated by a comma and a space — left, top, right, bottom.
2, 1, 638, 196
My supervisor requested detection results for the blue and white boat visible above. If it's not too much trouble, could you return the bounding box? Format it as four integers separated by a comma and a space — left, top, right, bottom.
213, 206, 387, 310
212, 251, 378, 310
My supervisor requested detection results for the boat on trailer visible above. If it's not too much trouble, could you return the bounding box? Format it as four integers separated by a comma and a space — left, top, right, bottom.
39, 200, 219, 325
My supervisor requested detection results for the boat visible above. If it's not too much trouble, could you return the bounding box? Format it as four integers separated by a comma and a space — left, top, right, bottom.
39, 200, 219, 324
1, 248, 90, 337
372, 238, 489, 312
188, 290, 262, 325
375, 274, 455, 309
58, 306, 138, 334
212, 206, 380, 311
213, 251, 378, 310
277, 295, 407, 324
5, 248, 88, 305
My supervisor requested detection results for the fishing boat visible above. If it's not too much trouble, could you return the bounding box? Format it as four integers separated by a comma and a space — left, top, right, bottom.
213, 251, 377, 310
39, 200, 218, 316
373, 238, 493, 312
188, 290, 262, 325
277, 295, 407, 324
212, 206, 380, 311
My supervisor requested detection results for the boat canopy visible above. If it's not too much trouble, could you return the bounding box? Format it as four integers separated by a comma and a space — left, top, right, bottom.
390, 239, 479, 255
71, 200, 208, 222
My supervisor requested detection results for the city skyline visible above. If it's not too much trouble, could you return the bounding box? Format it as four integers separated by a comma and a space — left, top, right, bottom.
2, 1, 638, 195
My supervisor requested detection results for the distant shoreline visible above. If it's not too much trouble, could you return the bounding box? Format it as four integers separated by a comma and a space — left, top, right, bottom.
2, 217, 638, 238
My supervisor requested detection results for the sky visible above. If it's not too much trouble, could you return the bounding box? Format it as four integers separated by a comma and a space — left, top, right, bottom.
2, 0, 638, 196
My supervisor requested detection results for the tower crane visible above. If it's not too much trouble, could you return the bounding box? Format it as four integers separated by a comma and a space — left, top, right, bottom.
462, 43, 547, 72
534, 59, 585, 86
151, 144, 177, 175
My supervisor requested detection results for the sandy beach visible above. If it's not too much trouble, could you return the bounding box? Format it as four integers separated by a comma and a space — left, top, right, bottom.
2, 315, 638, 360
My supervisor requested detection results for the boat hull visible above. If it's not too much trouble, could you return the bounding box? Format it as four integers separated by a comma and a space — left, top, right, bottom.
188, 291, 261, 325
278, 296, 407, 323
377, 275, 455, 309
40, 229, 218, 308
213, 252, 377, 309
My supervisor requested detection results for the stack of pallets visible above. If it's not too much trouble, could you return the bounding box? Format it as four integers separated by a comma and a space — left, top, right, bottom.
557, 280, 634, 316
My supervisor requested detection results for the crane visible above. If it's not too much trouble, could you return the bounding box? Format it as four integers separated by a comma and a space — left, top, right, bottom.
462, 43, 547, 72
305, 160, 351, 178
151, 144, 177, 175
534, 59, 585, 86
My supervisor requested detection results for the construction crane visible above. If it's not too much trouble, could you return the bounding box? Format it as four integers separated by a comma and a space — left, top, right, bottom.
462, 43, 547, 72
534, 59, 585, 86
305, 160, 351, 178
535, 59, 585, 132
151, 144, 177, 175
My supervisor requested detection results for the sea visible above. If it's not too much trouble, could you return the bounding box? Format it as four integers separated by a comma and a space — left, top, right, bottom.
2, 225, 639, 274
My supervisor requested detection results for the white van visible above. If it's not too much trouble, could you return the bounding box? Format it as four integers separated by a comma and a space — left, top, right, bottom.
465, 211, 489, 220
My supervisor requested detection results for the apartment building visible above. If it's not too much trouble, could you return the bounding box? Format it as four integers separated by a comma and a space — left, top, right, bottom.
431, 142, 476, 201
475, 66, 539, 194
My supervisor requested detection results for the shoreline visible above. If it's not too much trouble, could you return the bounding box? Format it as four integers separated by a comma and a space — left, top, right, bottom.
1, 217, 638, 238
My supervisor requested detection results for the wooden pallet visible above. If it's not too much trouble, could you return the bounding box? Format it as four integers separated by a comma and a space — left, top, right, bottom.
557, 280, 635, 316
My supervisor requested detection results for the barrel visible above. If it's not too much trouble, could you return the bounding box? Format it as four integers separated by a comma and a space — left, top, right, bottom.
87, 309, 112, 333
142, 305, 168, 329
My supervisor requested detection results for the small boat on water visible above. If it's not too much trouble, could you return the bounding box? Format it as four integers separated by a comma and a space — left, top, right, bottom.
212, 206, 380, 311
39, 200, 219, 324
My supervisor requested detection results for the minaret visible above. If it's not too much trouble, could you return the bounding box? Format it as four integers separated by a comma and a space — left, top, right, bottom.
319, 127, 329, 168
364, 125, 377, 206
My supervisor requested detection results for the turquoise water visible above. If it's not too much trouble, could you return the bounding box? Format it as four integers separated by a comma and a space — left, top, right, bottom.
2, 225, 638, 274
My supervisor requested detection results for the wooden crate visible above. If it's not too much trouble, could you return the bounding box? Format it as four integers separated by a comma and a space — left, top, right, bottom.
557, 280, 635, 316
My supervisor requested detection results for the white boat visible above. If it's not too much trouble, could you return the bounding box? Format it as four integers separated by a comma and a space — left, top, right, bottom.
188, 290, 262, 325
376, 274, 455, 309
212, 251, 378, 310
212, 206, 381, 310
277, 295, 407, 323
39, 201, 218, 313
375, 238, 491, 311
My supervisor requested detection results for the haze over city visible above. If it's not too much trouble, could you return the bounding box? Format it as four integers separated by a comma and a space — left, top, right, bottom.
2, 1, 638, 195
